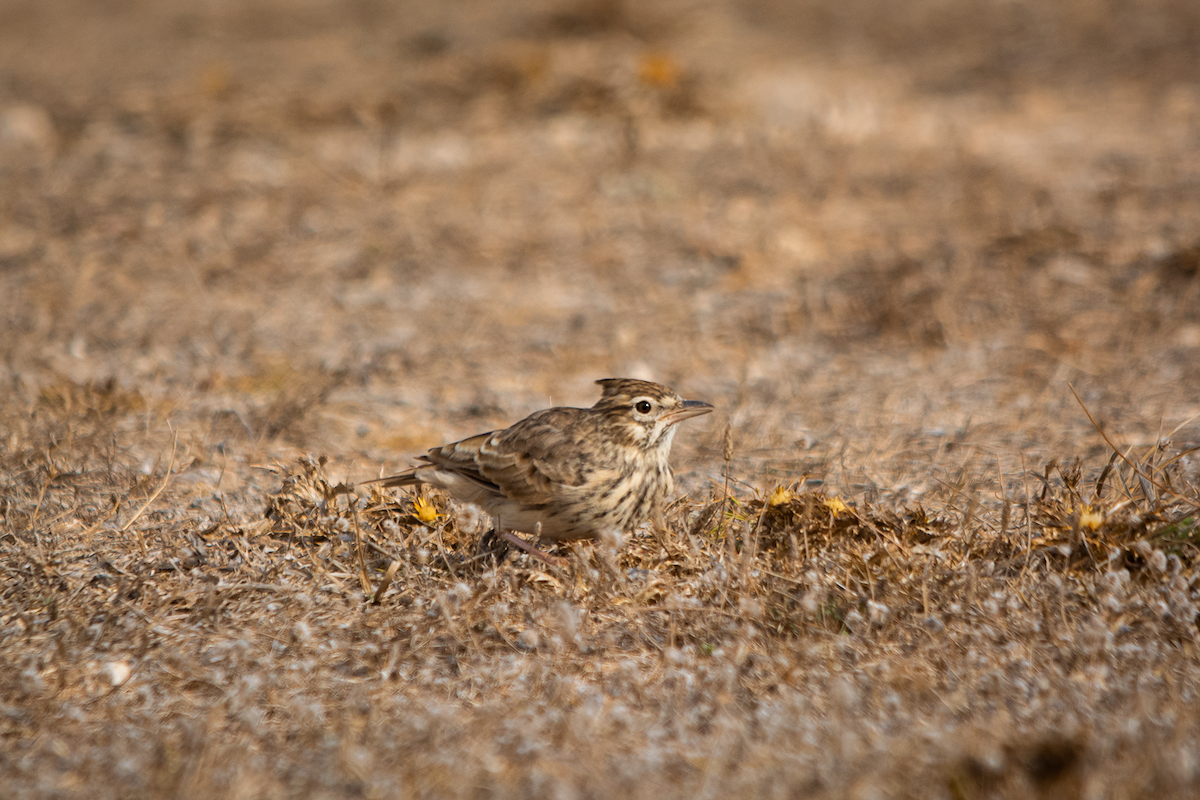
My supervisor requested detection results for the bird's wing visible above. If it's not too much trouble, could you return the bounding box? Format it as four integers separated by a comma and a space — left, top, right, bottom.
425, 409, 599, 505
364, 438, 503, 494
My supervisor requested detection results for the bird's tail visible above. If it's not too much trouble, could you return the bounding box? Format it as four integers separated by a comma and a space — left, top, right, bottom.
359, 470, 423, 490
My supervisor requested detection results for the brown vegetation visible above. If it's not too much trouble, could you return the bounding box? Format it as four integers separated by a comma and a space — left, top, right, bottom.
3, 0, 1200, 797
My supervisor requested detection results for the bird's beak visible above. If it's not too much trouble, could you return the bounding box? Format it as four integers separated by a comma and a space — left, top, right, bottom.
664, 399, 714, 425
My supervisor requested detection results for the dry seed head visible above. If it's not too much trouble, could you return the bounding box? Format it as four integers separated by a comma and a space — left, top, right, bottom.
1102, 569, 1130, 595
597, 527, 625, 553
1149, 549, 1168, 573
103, 661, 132, 687
452, 503, 488, 535
18, 668, 44, 697
832, 677, 860, 709
291, 621, 313, 644
551, 601, 582, 640
801, 590, 821, 613
664, 647, 690, 667
738, 597, 764, 620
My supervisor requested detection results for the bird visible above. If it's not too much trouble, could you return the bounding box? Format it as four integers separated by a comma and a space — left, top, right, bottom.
363, 379, 713, 560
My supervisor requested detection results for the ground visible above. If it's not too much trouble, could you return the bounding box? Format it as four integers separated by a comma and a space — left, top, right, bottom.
3, 0, 1200, 797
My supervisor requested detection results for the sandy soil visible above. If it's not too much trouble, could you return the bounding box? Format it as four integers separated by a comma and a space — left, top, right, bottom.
3, 1, 1200, 797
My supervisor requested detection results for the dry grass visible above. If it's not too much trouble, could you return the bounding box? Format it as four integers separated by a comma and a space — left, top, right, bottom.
4, 0, 1200, 797
4, 386, 1200, 798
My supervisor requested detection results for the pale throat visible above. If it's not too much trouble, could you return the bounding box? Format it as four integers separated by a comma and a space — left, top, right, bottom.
650, 422, 678, 451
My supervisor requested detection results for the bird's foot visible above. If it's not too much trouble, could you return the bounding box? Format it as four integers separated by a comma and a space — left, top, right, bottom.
477, 528, 511, 566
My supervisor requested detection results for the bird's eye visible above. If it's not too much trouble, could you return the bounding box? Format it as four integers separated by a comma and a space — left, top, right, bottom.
635, 400, 653, 414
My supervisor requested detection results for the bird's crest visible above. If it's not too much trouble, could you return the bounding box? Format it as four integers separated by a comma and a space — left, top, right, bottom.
593, 378, 678, 409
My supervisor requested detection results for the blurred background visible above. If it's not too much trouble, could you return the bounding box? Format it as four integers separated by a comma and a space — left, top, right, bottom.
2, 0, 1199, 486
5, 3, 1200, 798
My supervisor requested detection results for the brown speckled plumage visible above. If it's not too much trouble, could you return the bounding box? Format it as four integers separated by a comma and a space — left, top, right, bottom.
365, 379, 713, 542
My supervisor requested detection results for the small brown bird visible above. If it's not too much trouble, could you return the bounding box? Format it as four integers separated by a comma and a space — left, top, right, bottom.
365, 379, 713, 557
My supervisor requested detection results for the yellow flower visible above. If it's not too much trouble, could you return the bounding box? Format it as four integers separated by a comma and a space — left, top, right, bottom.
767, 486, 795, 506
414, 496, 441, 524
639, 54, 679, 88
823, 496, 848, 516
1080, 506, 1103, 530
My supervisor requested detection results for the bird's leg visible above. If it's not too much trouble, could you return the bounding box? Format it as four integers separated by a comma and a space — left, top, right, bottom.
651, 505, 668, 552
496, 527, 567, 568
